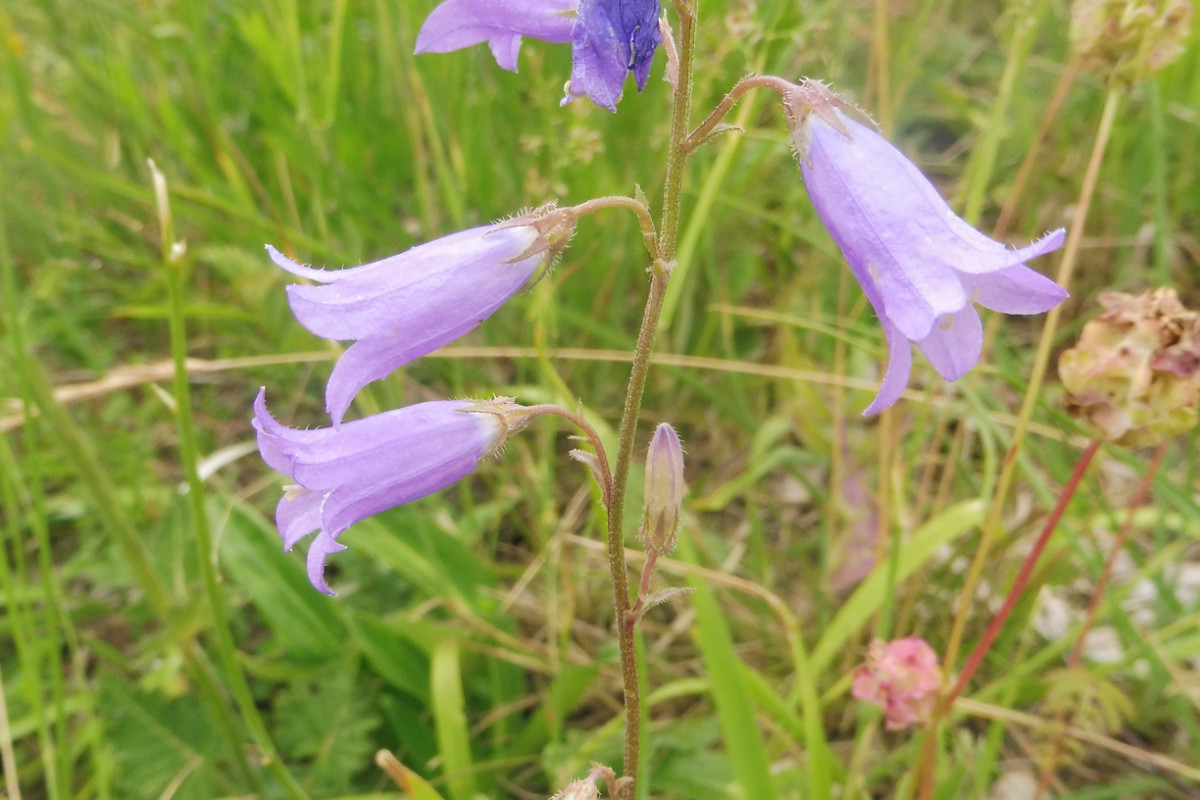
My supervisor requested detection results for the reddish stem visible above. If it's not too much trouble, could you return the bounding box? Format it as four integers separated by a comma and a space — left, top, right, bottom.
947, 438, 1101, 703
916, 439, 1101, 800
1033, 440, 1167, 798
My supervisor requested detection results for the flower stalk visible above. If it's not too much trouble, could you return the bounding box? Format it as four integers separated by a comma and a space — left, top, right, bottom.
603, 2, 697, 792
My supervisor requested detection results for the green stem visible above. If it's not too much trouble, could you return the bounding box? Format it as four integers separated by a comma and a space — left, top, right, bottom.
604, 2, 697, 793
152, 163, 310, 800
564, 196, 659, 261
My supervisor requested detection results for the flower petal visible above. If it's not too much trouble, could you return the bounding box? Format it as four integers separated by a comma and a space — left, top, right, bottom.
915, 305, 983, 382
253, 395, 519, 594
269, 224, 545, 424
320, 442, 492, 537
786, 80, 1067, 413
279, 225, 539, 340
277, 487, 324, 550
414, 0, 576, 71
563, 0, 661, 110
965, 258, 1069, 315
863, 317, 915, 415
306, 531, 348, 596
800, 115, 971, 341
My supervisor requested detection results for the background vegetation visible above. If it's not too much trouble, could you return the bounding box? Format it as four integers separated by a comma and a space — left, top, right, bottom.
2, 0, 1198, 798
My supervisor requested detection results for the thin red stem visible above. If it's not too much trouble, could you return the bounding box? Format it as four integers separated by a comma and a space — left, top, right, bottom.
947, 439, 1101, 703
916, 439, 1101, 800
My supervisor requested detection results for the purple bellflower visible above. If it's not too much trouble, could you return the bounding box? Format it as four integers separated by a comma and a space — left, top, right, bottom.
253, 389, 526, 595
414, 0, 663, 112
267, 208, 570, 425
564, 0, 664, 111
784, 80, 1068, 414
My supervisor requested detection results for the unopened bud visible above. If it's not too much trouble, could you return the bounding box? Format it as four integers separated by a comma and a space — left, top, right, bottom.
549, 765, 613, 800
641, 423, 684, 556
1070, 0, 1193, 87
1059, 287, 1200, 446
550, 779, 599, 800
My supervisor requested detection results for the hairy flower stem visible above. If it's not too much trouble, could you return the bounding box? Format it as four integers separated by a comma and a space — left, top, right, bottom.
516, 404, 615, 506
564, 196, 659, 261
685, 74, 793, 152
915, 439, 1102, 800
604, 3, 697, 796
1033, 441, 1167, 799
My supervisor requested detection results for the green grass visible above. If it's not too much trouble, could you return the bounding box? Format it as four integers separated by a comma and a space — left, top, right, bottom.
3, 1, 1200, 798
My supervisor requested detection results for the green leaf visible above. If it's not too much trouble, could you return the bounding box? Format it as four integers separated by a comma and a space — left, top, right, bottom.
430, 640, 477, 800
351, 611, 431, 703
273, 665, 382, 797
99, 673, 226, 800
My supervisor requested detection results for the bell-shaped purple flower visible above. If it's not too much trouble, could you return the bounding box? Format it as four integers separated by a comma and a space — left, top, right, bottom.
563, 0, 664, 111
253, 389, 524, 595
414, 0, 662, 111
413, 0, 577, 71
267, 210, 567, 424
784, 80, 1068, 414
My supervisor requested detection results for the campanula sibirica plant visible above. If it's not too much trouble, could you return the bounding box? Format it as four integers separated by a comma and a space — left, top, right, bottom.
250, 4, 1102, 795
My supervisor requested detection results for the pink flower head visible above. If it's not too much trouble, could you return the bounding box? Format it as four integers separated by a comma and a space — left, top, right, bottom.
784, 79, 1068, 414
253, 389, 525, 595
851, 637, 943, 730
267, 209, 568, 424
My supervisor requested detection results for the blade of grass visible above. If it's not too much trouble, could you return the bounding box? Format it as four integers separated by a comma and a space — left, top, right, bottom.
430, 640, 478, 800
676, 530, 776, 800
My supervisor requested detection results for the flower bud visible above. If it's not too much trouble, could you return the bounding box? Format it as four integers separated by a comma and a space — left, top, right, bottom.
1059, 288, 1200, 446
851, 637, 943, 730
641, 423, 684, 556
550, 779, 600, 800
1070, 0, 1193, 87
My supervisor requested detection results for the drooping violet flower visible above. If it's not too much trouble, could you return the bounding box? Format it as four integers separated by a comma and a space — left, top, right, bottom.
852, 637, 943, 730
267, 207, 572, 424
783, 79, 1068, 414
562, 0, 664, 111
253, 389, 527, 595
414, 0, 663, 112
413, 0, 576, 72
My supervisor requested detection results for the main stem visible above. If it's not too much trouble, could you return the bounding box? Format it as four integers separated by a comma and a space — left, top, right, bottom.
605, 2, 697, 794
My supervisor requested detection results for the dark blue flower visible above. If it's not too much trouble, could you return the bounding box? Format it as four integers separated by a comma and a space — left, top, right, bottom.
415, 0, 663, 111
563, 0, 663, 111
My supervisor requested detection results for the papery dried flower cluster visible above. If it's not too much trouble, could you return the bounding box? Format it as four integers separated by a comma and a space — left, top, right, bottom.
1060, 287, 1200, 445
1070, 0, 1194, 86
